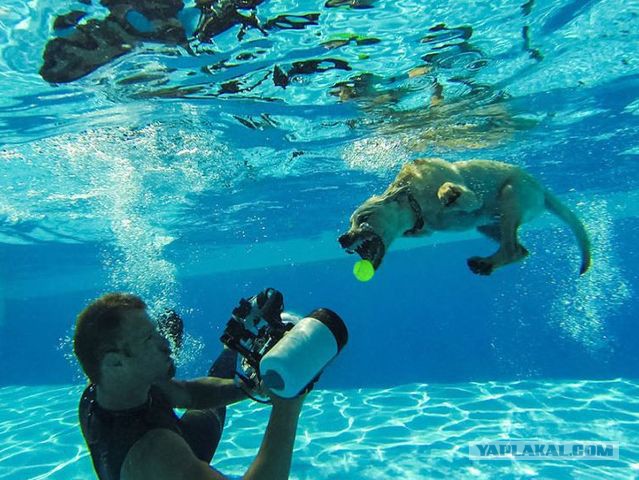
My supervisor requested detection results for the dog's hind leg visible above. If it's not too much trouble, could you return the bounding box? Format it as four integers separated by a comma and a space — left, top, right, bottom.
476, 224, 501, 243
467, 183, 530, 275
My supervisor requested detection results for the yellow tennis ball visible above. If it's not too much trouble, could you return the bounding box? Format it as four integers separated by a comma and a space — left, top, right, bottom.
353, 259, 375, 282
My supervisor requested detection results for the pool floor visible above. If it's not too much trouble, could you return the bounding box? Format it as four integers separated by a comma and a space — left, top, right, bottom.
0, 379, 637, 479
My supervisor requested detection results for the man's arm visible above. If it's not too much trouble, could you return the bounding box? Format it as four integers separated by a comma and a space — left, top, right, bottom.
122, 395, 306, 480
243, 394, 305, 480
121, 428, 227, 480
155, 376, 248, 410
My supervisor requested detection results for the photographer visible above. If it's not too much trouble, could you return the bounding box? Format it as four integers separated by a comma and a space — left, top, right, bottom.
73, 291, 305, 480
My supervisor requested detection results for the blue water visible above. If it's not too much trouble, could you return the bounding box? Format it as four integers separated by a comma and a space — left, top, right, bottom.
1, 0, 638, 478
1, 381, 638, 479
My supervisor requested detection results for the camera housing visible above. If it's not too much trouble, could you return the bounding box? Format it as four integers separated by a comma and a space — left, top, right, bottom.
220, 288, 293, 392
221, 288, 348, 398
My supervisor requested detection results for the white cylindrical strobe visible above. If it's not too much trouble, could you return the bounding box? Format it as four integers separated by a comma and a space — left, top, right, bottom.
259, 308, 347, 398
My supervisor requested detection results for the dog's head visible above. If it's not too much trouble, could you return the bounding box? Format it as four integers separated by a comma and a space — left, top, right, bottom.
338, 187, 418, 269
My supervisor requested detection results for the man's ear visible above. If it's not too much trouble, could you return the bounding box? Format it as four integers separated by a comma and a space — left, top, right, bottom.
102, 351, 124, 370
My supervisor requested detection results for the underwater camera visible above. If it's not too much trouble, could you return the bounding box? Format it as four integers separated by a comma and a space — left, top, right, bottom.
220, 288, 348, 399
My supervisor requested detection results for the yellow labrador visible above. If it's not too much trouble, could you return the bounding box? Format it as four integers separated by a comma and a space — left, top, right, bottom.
339, 158, 591, 276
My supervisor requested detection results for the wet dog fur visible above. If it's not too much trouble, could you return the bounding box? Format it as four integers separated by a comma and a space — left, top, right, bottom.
339, 158, 591, 276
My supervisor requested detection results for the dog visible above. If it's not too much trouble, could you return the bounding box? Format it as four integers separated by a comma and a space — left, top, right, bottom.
338, 158, 591, 276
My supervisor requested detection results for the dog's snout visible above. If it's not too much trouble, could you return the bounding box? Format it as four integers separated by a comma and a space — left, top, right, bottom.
338, 233, 350, 248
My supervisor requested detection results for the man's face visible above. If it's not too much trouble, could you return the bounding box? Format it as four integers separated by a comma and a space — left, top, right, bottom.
115, 309, 176, 384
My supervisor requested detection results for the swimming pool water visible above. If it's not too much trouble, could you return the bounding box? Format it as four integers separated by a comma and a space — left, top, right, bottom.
0, 0, 638, 478
1, 380, 637, 480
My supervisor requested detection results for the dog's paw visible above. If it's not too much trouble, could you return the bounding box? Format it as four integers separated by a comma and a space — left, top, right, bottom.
437, 182, 462, 207
467, 256, 494, 276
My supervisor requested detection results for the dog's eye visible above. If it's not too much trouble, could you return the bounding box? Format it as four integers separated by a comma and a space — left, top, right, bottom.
358, 215, 369, 224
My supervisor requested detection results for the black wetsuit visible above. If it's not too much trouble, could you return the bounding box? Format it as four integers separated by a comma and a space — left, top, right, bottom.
79, 384, 183, 480
78, 349, 236, 480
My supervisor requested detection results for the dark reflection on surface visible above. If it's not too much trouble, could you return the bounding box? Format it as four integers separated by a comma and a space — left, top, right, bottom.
39, 1, 544, 152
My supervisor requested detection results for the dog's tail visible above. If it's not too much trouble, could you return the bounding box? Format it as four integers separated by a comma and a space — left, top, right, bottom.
544, 191, 591, 275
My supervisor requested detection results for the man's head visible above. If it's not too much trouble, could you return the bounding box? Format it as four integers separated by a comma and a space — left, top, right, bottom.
74, 293, 174, 386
